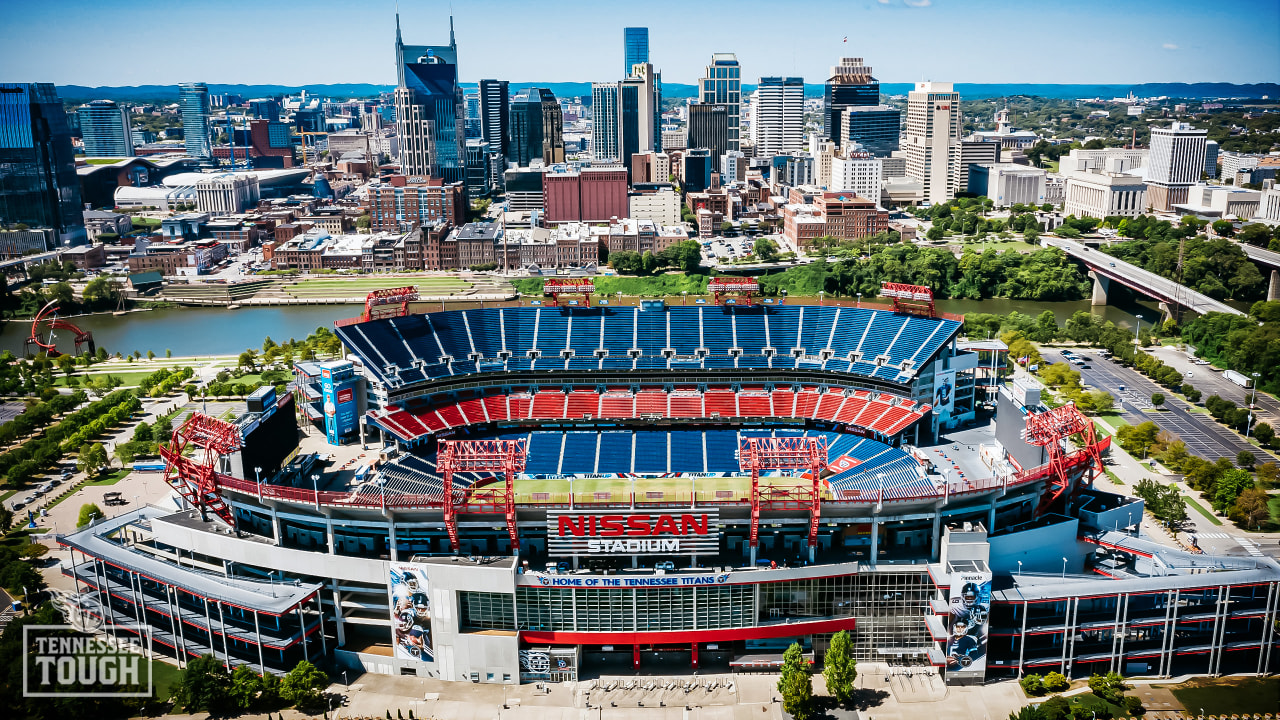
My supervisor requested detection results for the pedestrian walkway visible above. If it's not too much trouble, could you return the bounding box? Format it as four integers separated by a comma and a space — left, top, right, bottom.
1195, 532, 1231, 539
1235, 537, 1265, 557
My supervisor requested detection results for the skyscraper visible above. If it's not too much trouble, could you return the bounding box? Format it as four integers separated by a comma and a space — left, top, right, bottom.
478, 79, 509, 162
824, 57, 880, 145
464, 91, 481, 139
0, 83, 85, 245
394, 13, 466, 186
623, 28, 649, 75
509, 88, 565, 167
591, 82, 620, 162
1147, 121, 1208, 211
903, 81, 960, 205
77, 99, 134, 157
750, 77, 804, 158
632, 62, 662, 154
842, 105, 901, 157
699, 53, 740, 153
688, 104, 730, 164
179, 82, 212, 158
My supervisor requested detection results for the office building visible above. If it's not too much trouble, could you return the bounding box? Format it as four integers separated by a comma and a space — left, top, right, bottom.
1174, 183, 1262, 220
771, 154, 814, 188
750, 77, 804, 158
395, 13, 466, 186
956, 140, 1000, 198
631, 151, 670, 184
699, 53, 741, 153
590, 83, 620, 162
631, 62, 662, 155
843, 105, 901, 157
1204, 139, 1219, 179
0, 83, 86, 246
1146, 121, 1208, 212
623, 27, 649, 74
968, 164, 1047, 208
478, 79, 509, 165
465, 140, 492, 198
904, 82, 961, 205
248, 120, 295, 168
824, 57, 880, 144
464, 91, 481, 139
783, 190, 888, 248
830, 150, 883, 205
510, 88, 564, 167
688, 104, 730, 164
77, 100, 133, 158
504, 167, 545, 213
367, 175, 467, 231
683, 148, 714, 193
195, 173, 261, 216
1059, 148, 1148, 175
722, 150, 746, 184
248, 99, 279, 121
629, 187, 680, 225
179, 82, 212, 158
1063, 170, 1147, 220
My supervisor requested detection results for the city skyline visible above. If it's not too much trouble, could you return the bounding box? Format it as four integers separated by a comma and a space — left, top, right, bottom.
3, 0, 1277, 88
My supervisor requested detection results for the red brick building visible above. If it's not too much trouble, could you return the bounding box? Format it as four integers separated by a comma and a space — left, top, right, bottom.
544, 167, 628, 223
782, 192, 887, 249
366, 175, 467, 231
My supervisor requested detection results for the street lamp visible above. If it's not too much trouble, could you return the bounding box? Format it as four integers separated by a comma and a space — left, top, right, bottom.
1017, 560, 1022, 577
1061, 557, 1067, 579
818, 290, 825, 306
681, 290, 688, 306
780, 289, 787, 306
1133, 314, 1143, 347
254, 466, 263, 501
856, 292, 862, 308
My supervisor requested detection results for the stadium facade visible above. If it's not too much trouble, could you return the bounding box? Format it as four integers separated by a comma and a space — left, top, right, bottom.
59, 289, 1280, 686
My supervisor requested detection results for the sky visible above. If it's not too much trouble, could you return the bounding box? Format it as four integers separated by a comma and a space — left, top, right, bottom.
2, 0, 1278, 88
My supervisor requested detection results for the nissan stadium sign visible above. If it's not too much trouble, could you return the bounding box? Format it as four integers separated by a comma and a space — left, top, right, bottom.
547, 510, 720, 556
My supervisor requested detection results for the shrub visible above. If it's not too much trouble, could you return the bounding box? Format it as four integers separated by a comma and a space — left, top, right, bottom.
1020, 673, 1046, 696
1043, 671, 1070, 692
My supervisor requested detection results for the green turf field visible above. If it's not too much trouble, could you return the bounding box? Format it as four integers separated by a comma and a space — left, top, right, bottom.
503, 474, 822, 505
285, 278, 473, 298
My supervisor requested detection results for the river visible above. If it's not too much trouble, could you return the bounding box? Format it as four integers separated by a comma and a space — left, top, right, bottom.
0, 291, 1172, 358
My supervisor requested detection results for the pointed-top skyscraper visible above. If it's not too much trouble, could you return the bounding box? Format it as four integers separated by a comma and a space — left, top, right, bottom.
395, 12, 466, 188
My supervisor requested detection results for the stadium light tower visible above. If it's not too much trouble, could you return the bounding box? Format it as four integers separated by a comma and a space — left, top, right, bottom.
738, 436, 829, 563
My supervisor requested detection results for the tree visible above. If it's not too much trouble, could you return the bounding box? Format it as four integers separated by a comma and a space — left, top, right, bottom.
777, 642, 814, 720
1019, 673, 1046, 697
1232, 487, 1271, 529
77, 442, 109, 477
1009, 706, 1047, 720
1042, 671, 1069, 692
1039, 695, 1072, 720
1123, 695, 1144, 715
1211, 219, 1236, 237
0, 506, 11, 531
1150, 392, 1164, 407
77, 502, 103, 528
822, 630, 857, 704
172, 654, 233, 714
280, 659, 329, 710
1237, 450, 1257, 469
755, 237, 780, 262
229, 665, 267, 711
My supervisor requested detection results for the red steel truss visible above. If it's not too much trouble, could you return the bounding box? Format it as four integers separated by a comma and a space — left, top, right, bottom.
707, 277, 760, 306
160, 413, 243, 525
361, 286, 419, 323
543, 279, 594, 307
1022, 403, 1105, 515
738, 436, 829, 553
27, 301, 95, 357
437, 438, 528, 551
879, 282, 937, 318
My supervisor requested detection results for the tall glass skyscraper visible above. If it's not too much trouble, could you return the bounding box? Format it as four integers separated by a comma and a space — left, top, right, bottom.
395, 13, 466, 186
699, 53, 740, 152
179, 82, 212, 158
77, 99, 134, 157
623, 27, 648, 75
824, 57, 880, 145
0, 83, 85, 245
509, 88, 564, 167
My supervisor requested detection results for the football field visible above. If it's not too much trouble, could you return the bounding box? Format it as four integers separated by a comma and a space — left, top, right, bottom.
506, 474, 823, 505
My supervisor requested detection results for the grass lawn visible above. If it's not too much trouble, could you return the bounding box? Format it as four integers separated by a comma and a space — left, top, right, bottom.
150, 657, 183, 701
84, 469, 130, 487
55, 370, 164, 387
1183, 494, 1223, 525
1171, 676, 1280, 716
513, 274, 710, 299
285, 278, 473, 298
507, 475, 816, 505
1064, 693, 1127, 719
1268, 495, 1280, 527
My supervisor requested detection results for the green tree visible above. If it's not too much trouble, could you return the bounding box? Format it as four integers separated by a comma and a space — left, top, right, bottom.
1042, 671, 1069, 692
77, 442, 109, 477
822, 630, 857, 704
280, 659, 329, 710
0, 506, 12, 531
1211, 219, 1236, 237
755, 237, 780, 262
77, 503, 102, 527
1019, 673, 1046, 697
1151, 392, 1164, 407
1039, 695, 1071, 720
229, 664, 267, 711
1237, 450, 1257, 469
172, 654, 233, 714
778, 642, 814, 720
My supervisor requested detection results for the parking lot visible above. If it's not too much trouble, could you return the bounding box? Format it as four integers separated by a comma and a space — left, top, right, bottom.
1042, 348, 1267, 463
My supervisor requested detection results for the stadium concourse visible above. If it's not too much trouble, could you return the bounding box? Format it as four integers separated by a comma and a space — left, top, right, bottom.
57, 282, 1280, 688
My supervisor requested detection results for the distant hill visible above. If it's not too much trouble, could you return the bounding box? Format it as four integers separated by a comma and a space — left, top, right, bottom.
57, 81, 1279, 104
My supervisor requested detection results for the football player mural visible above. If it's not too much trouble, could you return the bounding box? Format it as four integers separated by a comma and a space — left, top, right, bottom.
947, 574, 991, 672
390, 564, 433, 662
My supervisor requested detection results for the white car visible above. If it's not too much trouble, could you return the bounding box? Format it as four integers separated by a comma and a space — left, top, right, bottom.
1184, 371, 1194, 378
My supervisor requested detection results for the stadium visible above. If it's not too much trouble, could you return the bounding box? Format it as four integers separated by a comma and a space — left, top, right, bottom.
58, 280, 1280, 687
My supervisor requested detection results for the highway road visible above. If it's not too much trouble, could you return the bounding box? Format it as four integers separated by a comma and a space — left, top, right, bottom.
1041, 348, 1266, 464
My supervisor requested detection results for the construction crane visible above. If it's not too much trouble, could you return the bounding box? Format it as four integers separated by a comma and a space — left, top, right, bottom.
299, 131, 328, 164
